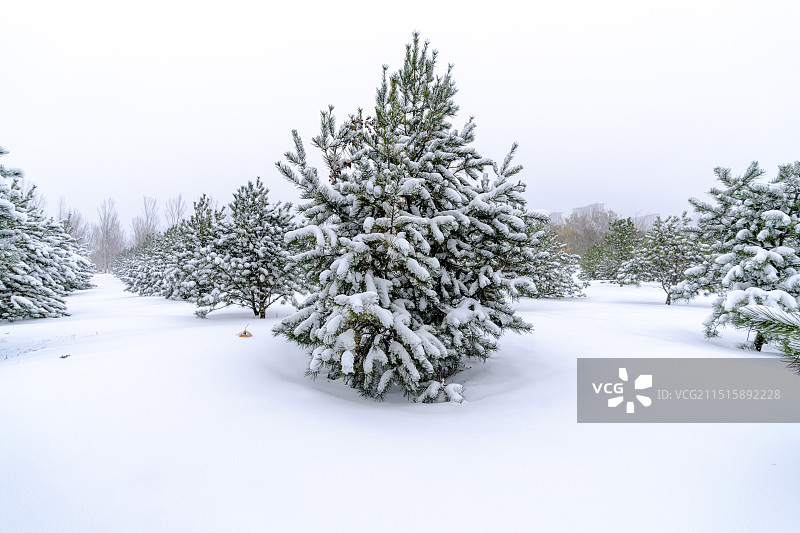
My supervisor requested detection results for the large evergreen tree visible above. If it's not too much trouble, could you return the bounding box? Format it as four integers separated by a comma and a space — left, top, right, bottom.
274, 34, 540, 402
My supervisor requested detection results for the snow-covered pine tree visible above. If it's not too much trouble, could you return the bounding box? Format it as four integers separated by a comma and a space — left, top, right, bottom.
24, 206, 94, 294
578, 242, 605, 280
732, 305, 800, 370
599, 217, 639, 283
1, 166, 70, 321
116, 195, 226, 303
0, 149, 28, 317
677, 162, 800, 349
274, 33, 539, 402
116, 233, 168, 296
577, 217, 639, 282
167, 194, 226, 303
113, 245, 136, 289
528, 219, 586, 298
0, 146, 93, 320
151, 225, 186, 299
672, 164, 764, 302
617, 213, 708, 304
194, 178, 298, 318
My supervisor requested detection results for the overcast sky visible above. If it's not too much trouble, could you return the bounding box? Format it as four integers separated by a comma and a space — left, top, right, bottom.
2, 0, 799, 230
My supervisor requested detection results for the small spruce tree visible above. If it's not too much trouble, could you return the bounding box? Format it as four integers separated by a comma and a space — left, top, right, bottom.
170, 195, 227, 303
195, 178, 298, 318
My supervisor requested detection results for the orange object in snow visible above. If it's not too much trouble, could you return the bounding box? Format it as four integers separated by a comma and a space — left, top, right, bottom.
239, 325, 252, 337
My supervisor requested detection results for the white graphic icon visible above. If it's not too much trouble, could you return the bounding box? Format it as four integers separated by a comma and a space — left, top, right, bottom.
608, 368, 653, 413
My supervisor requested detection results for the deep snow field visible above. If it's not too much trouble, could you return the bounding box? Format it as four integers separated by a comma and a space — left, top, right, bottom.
1, 274, 798, 532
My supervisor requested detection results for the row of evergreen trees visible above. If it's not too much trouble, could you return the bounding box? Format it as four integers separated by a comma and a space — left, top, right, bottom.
579, 213, 708, 305
115, 179, 300, 319
576, 162, 800, 358
0, 147, 94, 321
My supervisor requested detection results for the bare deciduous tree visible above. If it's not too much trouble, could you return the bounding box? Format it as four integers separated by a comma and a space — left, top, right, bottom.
163, 194, 187, 228
92, 198, 125, 271
131, 196, 160, 246
551, 203, 617, 256
56, 196, 91, 246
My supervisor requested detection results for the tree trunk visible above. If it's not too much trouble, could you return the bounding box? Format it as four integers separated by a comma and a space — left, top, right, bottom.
754, 331, 766, 352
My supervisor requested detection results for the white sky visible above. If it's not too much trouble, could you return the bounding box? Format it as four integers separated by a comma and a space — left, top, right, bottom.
2, 0, 799, 230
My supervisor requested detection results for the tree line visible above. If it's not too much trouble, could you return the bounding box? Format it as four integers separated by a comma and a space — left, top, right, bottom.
56, 194, 190, 273
571, 162, 800, 365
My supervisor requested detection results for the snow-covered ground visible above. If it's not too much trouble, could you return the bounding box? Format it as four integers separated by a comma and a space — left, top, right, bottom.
1, 275, 798, 532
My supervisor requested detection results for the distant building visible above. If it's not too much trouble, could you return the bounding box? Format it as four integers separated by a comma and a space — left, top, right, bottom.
633, 214, 659, 232
572, 203, 605, 215
551, 203, 660, 233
